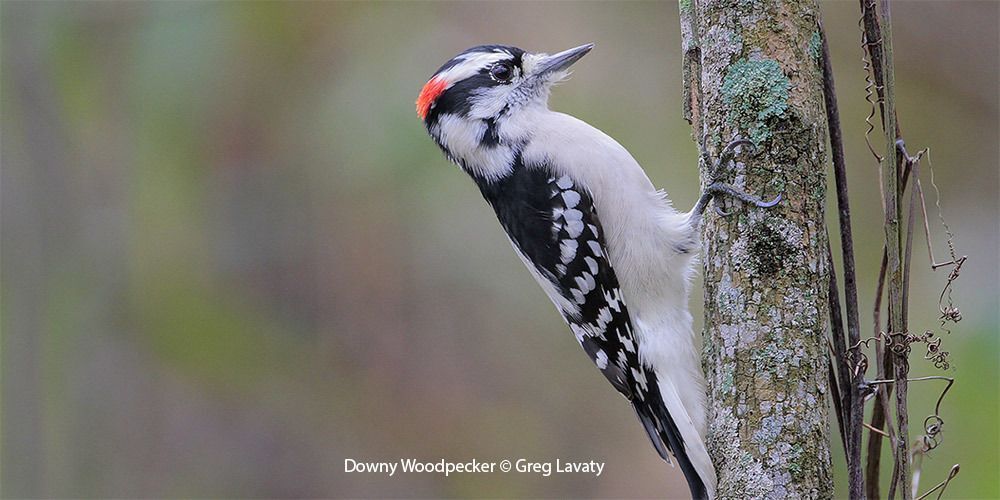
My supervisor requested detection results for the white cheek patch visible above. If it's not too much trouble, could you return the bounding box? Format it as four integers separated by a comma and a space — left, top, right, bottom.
434, 113, 484, 157
468, 86, 510, 120
436, 113, 515, 181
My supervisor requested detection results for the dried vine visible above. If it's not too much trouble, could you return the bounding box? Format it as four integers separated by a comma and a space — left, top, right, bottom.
817, 1, 968, 498
818, 20, 864, 499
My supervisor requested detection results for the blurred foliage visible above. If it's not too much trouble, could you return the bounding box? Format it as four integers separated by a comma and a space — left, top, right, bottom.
2, 1, 997, 498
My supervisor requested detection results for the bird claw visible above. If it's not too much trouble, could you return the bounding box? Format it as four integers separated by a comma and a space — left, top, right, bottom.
756, 192, 782, 208
716, 139, 755, 168
692, 137, 781, 219
705, 182, 781, 217
714, 192, 779, 217
702, 136, 756, 181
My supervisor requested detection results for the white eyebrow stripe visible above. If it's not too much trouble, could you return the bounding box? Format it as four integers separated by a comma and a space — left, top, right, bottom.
437, 52, 510, 87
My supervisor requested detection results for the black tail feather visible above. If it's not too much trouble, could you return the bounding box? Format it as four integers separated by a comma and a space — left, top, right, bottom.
633, 394, 708, 500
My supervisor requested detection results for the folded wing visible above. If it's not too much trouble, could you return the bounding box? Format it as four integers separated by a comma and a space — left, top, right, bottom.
475, 156, 707, 498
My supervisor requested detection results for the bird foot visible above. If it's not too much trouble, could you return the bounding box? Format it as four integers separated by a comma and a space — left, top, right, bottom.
692, 137, 782, 219
702, 137, 754, 182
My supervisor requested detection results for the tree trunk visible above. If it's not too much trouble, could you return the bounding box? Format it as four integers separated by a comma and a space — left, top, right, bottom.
680, 0, 834, 497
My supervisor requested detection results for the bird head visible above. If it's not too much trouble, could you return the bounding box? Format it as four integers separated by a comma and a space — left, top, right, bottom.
416, 43, 593, 180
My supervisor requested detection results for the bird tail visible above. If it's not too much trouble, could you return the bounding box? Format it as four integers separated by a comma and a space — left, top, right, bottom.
633, 374, 715, 499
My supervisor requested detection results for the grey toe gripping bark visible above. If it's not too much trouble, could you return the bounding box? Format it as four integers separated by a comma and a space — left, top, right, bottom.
692, 139, 783, 222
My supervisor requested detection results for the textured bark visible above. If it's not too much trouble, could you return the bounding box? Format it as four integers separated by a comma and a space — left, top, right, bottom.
680, 0, 834, 497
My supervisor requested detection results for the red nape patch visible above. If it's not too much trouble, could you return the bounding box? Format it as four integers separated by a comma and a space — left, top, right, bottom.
416, 77, 447, 120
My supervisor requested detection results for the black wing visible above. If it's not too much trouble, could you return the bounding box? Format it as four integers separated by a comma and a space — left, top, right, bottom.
475, 161, 635, 393
475, 156, 707, 499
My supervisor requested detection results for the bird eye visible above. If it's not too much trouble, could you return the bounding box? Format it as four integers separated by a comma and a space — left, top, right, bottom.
490, 62, 514, 83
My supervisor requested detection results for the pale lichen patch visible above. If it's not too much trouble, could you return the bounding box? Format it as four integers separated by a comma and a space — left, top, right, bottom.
721, 57, 791, 145
808, 31, 822, 61
709, 407, 775, 498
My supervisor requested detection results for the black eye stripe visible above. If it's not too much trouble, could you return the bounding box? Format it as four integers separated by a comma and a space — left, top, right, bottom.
423, 48, 524, 124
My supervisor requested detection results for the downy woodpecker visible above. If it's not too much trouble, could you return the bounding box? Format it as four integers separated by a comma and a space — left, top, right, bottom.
416, 43, 778, 499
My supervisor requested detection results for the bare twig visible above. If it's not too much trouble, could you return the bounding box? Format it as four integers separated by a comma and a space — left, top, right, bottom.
826, 249, 849, 446
860, 2, 894, 490
902, 145, 917, 329
874, 1, 912, 497
863, 421, 889, 438
819, 23, 864, 498
865, 249, 892, 499
828, 353, 847, 447
859, 4, 898, 492
866, 374, 955, 498
865, 144, 916, 498
915, 464, 959, 500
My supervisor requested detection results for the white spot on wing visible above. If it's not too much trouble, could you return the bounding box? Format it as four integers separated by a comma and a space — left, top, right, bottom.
595, 349, 609, 369
632, 368, 649, 392
565, 220, 584, 238
618, 328, 636, 353
585, 256, 599, 275
561, 190, 581, 208
505, 236, 579, 318
604, 288, 622, 312
560, 239, 578, 264
587, 240, 603, 257
563, 208, 583, 222
556, 175, 573, 190
596, 307, 612, 330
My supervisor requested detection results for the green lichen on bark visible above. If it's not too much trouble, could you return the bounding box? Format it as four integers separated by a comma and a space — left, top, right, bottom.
809, 31, 822, 61
680, 0, 833, 498
721, 58, 790, 145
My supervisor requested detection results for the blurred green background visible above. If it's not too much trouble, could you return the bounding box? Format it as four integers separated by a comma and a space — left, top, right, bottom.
2, 1, 996, 498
